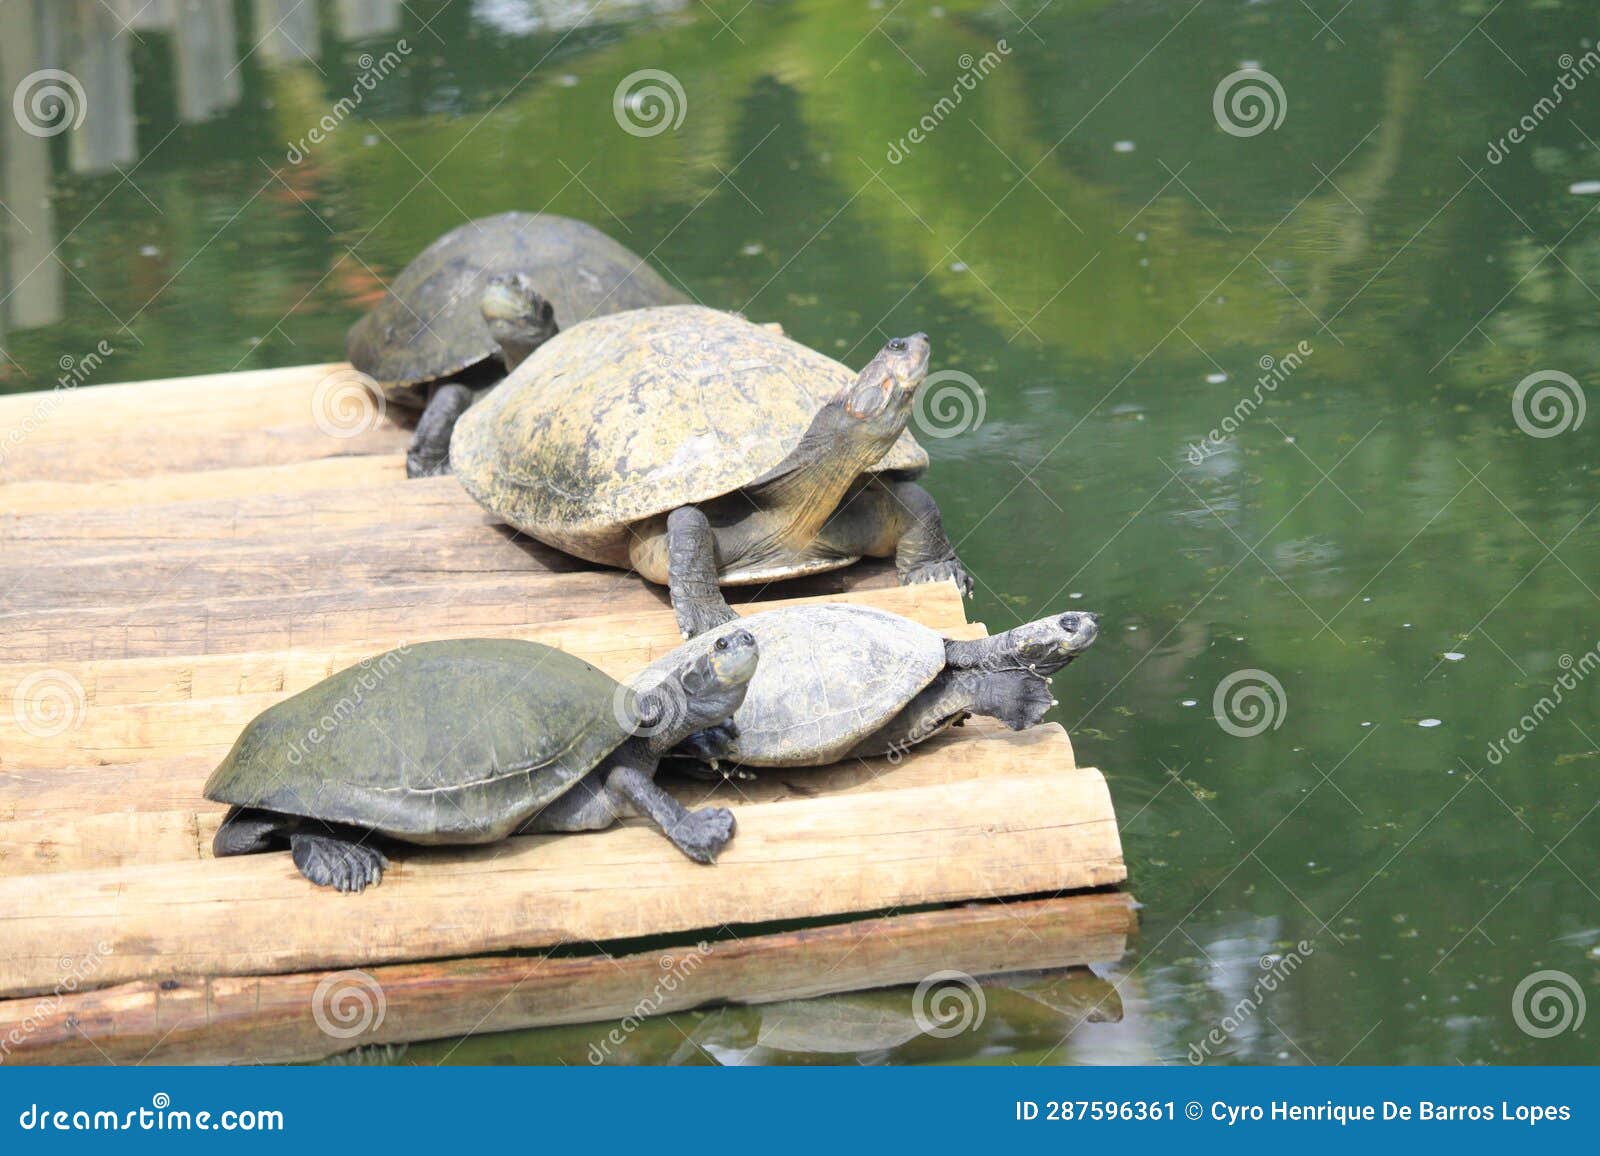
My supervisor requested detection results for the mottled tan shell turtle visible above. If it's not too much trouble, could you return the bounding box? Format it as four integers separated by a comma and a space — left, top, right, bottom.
451, 305, 973, 638
347, 212, 686, 477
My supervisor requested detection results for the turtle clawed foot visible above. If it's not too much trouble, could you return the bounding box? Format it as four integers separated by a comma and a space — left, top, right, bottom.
667, 806, 736, 864
291, 834, 389, 892
674, 600, 738, 640
984, 672, 1054, 732
405, 451, 452, 479
901, 558, 975, 597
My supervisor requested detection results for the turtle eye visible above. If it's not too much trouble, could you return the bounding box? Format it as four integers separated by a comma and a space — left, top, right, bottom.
887, 338, 908, 353
714, 637, 729, 652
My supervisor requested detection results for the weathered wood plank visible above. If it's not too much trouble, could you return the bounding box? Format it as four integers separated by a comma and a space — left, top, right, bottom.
0, 892, 1135, 1065
0, 565, 907, 664
0, 585, 968, 768
0, 455, 406, 517
0, 768, 1125, 998
0, 722, 1073, 875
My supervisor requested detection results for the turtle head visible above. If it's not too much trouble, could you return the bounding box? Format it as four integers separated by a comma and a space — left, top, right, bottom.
480, 273, 557, 371
660, 628, 759, 748
840, 332, 930, 440
984, 611, 1100, 676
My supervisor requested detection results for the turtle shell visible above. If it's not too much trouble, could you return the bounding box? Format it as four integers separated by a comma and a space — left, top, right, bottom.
641, 606, 946, 767
346, 212, 687, 405
450, 305, 930, 569
203, 639, 629, 844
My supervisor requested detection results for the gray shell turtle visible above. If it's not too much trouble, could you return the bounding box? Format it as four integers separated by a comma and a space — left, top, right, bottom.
346, 213, 687, 476
204, 634, 758, 891
643, 605, 1101, 769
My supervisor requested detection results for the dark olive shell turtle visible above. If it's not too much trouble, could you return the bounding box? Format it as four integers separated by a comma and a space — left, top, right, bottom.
452, 305, 973, 639
647, 605, 1101, 768
204, 635, 757, 891
347, 212, 687, 476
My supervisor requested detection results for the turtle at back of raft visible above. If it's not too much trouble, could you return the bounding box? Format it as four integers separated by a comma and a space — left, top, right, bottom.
203, 634, 757, 892
346, 212, 687, 478
451, 305, 974, 640
645, 605, 1100, 770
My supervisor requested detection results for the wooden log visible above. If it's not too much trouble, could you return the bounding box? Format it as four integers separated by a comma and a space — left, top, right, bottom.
0, 722, 1073, 875
0, 585, 969, 768
0, 455, 406, 517
0, 767, 1125, 998
0, 892, 1136, 1065
2, 476, 477, 551
0, 564, 905, 664
0, 364, 410, 483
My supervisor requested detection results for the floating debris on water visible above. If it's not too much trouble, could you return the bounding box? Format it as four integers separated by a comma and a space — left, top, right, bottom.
1570, 180, 1600, 195
1418, 718, 1442, 728
1206, 371, 1228, 383
1114, 140, 1136, 153
1442, 651, 1465, 662
949, 261, 968, 273
741, 242, 764, 256
1181, 699, 1198, 707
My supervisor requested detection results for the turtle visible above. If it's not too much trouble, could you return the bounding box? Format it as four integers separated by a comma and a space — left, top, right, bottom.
451, 305, 974, 640
346, 212, 688, 478
643, 605, 1100, 770
202, 633, 757, 892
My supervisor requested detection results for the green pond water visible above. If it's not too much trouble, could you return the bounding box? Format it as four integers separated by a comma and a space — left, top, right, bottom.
3, 0, 1598, 1066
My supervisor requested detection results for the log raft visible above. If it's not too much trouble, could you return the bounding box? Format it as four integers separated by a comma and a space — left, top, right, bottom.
0, 364, 1130, 1064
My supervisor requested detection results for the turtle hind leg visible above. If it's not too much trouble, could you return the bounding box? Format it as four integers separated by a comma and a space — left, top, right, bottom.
289, 831, 389, 893
406, 381, 477, 478
213, 806, 292, 857
664, 505, 738, 639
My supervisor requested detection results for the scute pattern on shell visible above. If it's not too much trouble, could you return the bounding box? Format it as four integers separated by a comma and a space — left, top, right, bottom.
347, 213, 687, 402
450, 305, 929, 568
203, 639, 629, 843
643, 606, 947, 766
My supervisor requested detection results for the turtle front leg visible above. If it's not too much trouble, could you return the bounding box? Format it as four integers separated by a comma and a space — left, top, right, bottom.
851, 669, 1054, 758
606, 761, 736, 864
665, 505, 739, 639
407, 381, 477, 478
822, 477, 973, 596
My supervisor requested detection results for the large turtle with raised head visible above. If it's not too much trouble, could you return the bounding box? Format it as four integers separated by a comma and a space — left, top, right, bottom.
203, 633, 757, 892
451, 305, 973, 639
648, 605, 1099, 769
347, 212, 687, 477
